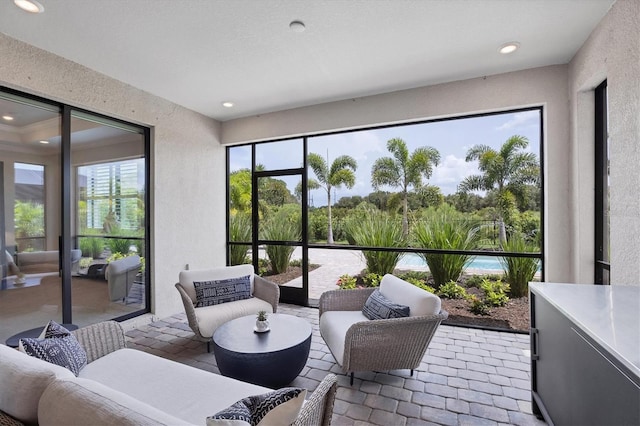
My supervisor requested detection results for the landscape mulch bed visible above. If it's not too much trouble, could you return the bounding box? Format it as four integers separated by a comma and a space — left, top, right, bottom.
266, 267, 529, 334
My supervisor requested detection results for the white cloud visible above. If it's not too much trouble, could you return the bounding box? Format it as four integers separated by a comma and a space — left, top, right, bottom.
431, 154, 477, 195
496, 110, 539, 131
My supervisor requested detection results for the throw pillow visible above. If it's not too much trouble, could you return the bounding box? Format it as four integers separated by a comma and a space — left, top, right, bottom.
19, 321, 87, 376
207, 387, 307, 426
194, 275, 252, 307
362, 289, 411, 320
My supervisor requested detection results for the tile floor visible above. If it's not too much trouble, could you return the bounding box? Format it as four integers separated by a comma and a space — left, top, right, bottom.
124, 304, 546, 426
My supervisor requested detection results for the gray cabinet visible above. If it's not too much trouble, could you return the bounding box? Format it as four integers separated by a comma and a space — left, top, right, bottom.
530, 283, 640, 426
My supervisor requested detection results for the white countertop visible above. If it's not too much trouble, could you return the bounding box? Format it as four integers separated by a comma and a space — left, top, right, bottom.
530, 282, 640, 377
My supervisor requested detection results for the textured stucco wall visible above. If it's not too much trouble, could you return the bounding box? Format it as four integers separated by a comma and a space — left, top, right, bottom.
568, 0, 640, 285
0, 33, 224, 318
224, 65, 573, 283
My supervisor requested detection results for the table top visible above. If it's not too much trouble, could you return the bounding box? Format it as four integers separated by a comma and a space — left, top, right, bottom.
213, 314, 312, 354
530, 282, 640, 376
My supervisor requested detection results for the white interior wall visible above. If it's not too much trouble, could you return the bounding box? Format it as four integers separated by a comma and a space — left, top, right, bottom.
568, 0, 640, 286
223, 65, 573, 283
1, 33, 224, 319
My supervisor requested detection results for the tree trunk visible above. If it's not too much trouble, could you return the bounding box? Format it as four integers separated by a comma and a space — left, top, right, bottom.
498, 218, 507, 248
327, 190, 334, 244
402, 193, 409, 237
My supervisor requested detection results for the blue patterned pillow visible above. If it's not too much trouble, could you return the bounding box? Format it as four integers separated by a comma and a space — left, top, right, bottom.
207, 387, 306, 426
19, 321, 87, 376
194, 275, 252, 307
362, 289, 410, 320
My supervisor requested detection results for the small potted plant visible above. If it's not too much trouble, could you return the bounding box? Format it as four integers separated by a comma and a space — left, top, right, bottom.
255, 310, 270, 333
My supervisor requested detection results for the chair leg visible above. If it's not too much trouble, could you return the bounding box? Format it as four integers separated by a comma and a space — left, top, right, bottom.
207, 341, 211, 353
411, 369, 414, 376
350, 372, 354, 386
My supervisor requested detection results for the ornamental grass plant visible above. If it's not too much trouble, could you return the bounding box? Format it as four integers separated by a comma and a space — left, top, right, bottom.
229, 213, 251, 265
499, 232, 539, 297
262, 218, 300, 274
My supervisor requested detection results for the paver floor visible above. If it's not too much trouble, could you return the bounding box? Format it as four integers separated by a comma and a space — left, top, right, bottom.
124, 304, 545, 426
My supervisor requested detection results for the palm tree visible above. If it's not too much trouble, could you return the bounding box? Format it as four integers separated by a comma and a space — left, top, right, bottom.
307, 152, 357, 244
371, 138, 441, 236
459, 135, 539, 245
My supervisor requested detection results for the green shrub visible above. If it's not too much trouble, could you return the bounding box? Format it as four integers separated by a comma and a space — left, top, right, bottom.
362, 272, 382, 287
337, 274, 357, 289
500, 232, 539, 298
344, 209, 405, 275
79, 235, 104, 258
468, 295, 490, 315
229, 213, 251, 265
413, 207, 483, 288
261, 218, 300, 274
465, 273, 503, 288
437, 280, 468, 299
289, 258, 303, 268
481, 279, 510, 307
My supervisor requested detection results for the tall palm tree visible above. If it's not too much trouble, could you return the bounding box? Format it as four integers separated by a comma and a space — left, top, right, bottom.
459, 135, 539, 245
371, 138, 441, 236
307, 152, 357, 244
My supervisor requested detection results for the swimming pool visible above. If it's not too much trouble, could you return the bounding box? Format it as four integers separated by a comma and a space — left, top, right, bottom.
398, 253, 541, 272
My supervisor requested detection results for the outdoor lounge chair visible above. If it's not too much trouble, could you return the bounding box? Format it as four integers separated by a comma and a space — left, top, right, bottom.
319, 274, 448, 385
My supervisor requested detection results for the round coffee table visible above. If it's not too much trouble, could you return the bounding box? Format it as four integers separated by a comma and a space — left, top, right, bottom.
212, 314, 312, 388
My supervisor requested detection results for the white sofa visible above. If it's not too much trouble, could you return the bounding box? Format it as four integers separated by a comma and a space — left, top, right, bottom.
175, 265, 280, 352
0, 321, 337, 426
14, 249, 82, 274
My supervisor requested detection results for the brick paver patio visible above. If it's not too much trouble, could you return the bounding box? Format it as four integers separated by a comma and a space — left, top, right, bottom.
123, 304, 545, 426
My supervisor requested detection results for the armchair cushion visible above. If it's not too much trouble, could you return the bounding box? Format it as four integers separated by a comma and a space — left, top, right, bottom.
379, 274, 441, 316
362, 289, 410, 320
194, 275, 252, 307
319, 311, 368, 367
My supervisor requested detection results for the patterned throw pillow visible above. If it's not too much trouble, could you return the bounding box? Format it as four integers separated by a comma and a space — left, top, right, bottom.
194, 275, 252, 307
19, 321, 87, 376
362, 289, 411, 320
207, 387, 306, 426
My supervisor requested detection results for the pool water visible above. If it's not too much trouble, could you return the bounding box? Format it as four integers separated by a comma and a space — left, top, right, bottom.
398, 253, 541, 272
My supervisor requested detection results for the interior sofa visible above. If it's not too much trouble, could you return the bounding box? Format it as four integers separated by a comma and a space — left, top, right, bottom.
175, 264, 280, 352
0, 321, 337, 426
105, 255, 142, 302
14, 249, 81, 275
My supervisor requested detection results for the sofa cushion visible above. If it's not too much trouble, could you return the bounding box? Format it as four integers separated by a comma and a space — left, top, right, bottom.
179, 265, 256, 303
19, 322, 87, 376
319, 310, 369, 367
79, 348, 272, 425
379, 274, 441, 316
0, 343, 75, 424
38, 377, 192, 426
362, 289, 410, 320
195, 297, 274, 338
207, 387, 306, 426
194, 275, 252, 307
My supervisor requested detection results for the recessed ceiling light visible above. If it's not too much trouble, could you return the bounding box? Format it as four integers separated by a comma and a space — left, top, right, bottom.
2, 115, 14, 121
39, 140, 49, 144
14, 0, 44, 13
289, 20, 306, 33
222, 102, 234, 108
499, 42, 520, 54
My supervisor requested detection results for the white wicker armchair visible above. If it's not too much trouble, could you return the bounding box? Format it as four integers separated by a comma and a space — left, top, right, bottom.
175, 264, 280, 352
319, 274, 448, 385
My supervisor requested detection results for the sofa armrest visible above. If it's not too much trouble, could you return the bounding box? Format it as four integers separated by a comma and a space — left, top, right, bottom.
72, 321, 127, 364
252, 275, 280, 313
293, 374, 337, 426
319, 288, 376, 317
175, 283, 203, 339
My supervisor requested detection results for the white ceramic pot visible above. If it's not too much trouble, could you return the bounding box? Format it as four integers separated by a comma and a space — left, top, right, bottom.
255, 319, 270, 333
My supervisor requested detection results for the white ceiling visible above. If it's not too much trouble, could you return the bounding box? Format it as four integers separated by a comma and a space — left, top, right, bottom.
0, 0, 614, 122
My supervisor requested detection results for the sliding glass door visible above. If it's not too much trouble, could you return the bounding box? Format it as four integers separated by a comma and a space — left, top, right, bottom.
0, 88, 150, 343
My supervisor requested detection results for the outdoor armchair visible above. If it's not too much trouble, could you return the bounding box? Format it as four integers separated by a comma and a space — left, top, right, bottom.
175, 264, 279, 352
319, 274, 448, 384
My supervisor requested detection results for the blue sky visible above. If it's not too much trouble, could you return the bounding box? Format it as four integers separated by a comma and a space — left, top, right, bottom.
229, 109, 541, 206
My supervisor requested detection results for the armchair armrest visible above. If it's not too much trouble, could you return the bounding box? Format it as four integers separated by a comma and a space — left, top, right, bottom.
253, 275, 280, 313
319, 288, 376, 317
175, 283, 205, 340
293, 374, 337, 426
72, 321, 127, 364
341, 311, 448, 373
